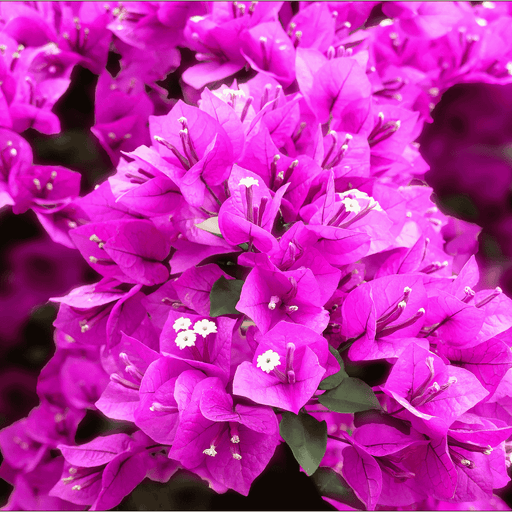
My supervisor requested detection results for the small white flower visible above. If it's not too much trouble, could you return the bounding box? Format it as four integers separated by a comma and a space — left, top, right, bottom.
175, 330, 197, 350
239, 177, 259, 188
341, 197, 361, 214
194, 319, 217, 338
257, 350, 281, 373
173, 317, 192, 332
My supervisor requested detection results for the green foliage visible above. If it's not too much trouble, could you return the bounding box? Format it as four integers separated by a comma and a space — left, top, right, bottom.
318, 377, 380, 414
311, 467, 366, 510
318, 345, 348, 390
209, 276, 244, 317
280, 411, 327, 476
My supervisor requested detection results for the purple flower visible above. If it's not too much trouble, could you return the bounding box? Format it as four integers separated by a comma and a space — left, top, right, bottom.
233, 321, 337, 413
236, 261, 329, 334
149, 100, 234, 207
218, 164, 288, 253
381, 342, 489, 436
70, 219, 172, 286
169, 375, 279, 495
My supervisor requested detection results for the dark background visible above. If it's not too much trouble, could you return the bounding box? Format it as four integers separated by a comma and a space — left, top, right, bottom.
2, 55, 512, 509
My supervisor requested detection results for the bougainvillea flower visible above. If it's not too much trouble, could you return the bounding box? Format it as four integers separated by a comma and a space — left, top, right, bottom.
233, 321, 337, 413
236, 261, 329, 334
341, 273, 427, 361
149, 100, 233, 207
218, 164, 288, 253
160, 311, 235, 382
70, 219, 171, 286
95, 333, 160, 422
169, 375, 279, 495
381, 342, 489, 436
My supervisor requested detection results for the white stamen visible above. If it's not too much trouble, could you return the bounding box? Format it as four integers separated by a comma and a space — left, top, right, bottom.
203, 445, 217, 457
233, 453, 242, 460
268, 295, 280, 310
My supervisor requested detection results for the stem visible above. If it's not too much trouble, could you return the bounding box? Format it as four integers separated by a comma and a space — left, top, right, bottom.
388, 406, 406, 417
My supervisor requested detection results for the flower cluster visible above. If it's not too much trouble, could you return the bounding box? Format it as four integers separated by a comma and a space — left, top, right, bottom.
2, 2, 512, 510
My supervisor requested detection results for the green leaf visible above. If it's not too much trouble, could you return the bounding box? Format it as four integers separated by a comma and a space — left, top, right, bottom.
210, 276, 244, 317
195, 216, 223, 238
318, 345, 348, 390
280, 411, 327, 476
311, 467, 366, 511
318, 377, 381, 413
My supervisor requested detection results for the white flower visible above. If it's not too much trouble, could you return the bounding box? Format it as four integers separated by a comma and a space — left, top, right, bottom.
340, 189, 383, 212
239, 177, 259, 188
193, 319, 217, 338
173, 317, 192, 332
175, 330, 197, 350
257, 350, 281, 373
341, 197, 361, 214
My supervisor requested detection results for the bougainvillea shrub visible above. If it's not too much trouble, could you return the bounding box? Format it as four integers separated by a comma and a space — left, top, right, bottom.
2, 2, 512, 510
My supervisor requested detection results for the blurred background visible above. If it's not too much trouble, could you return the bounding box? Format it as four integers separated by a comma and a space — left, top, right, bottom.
2, 57, 512, 509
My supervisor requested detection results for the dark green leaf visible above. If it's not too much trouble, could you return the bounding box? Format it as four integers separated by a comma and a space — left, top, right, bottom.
280, 411, 327, 476
318, 345, 348, 390
209, 276, 244, 317
318, 377, 381, 413
311, 467, 366, 510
